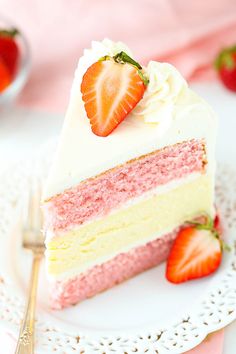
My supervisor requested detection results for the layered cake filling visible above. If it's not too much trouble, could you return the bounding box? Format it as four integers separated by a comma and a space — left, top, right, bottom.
46, 172, 214, 277
45, 139, 206, 234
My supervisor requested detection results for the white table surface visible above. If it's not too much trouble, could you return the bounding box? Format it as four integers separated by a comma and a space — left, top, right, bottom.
0, 82, 236, 353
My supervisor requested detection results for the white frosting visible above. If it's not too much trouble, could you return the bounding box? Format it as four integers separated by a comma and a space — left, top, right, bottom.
43, 39, 217, 200
80, 39, 132, 65
133, 61, 187, 135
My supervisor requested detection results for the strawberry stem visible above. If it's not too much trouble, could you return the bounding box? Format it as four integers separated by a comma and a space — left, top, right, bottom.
137, 70, 149, 86
214, 46, 236, 71
99, 55, 112, 62
99, 51, 149, 86
0, 27, 19, 38
113, 51, 142, 69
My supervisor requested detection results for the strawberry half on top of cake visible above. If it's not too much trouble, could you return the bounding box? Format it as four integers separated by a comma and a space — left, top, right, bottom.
42, 39, 217, 309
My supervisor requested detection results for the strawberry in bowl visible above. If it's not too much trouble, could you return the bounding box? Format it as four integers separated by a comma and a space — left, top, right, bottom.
0, 28, 19, 93
0, 17, 30, 106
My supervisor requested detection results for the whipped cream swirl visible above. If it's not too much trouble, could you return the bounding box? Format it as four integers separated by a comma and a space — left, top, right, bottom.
133, 61, 187, 129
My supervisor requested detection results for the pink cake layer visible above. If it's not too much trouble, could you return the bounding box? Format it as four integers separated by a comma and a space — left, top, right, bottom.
51, 228, 178, 309
45, 139, 206, 234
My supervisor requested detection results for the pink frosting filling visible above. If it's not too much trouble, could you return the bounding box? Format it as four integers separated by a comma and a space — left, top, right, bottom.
50, 228, 178, 309
44, 139, 206, 233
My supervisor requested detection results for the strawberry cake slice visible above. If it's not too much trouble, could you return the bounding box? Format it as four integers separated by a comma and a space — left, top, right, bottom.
42, 39, 218, 309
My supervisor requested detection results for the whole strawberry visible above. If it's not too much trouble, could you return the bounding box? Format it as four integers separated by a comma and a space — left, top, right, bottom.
215, 46, 236, 92
0, 27, 19, 79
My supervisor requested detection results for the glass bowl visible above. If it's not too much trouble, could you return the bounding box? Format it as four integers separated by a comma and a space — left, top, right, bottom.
0, 16, 31, 107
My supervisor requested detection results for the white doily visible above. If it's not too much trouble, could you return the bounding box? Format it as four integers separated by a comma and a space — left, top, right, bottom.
0, 143, 236, 354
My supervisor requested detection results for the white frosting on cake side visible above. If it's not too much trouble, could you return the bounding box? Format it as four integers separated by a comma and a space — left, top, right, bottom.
43, 39, 217, 200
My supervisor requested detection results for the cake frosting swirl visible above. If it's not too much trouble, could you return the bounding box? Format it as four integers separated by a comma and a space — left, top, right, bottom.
132, 61, 187, 125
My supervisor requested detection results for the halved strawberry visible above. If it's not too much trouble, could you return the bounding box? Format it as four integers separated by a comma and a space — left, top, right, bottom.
81, 51, 148, 137
0, 57, 11, 92
166, 217, 224, 284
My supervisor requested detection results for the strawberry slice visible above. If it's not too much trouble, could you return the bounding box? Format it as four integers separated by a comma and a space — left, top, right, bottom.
0, 28, 19, 78
0, 57, 11, 92
166, 217, 225, 284
81, 51, 148, 137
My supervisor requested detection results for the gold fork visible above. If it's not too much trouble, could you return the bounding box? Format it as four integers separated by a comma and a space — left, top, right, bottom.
15, 179, 45, 354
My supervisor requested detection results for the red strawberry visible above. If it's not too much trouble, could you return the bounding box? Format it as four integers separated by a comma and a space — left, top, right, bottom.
0, 28, 19, 78
215, 46, 236, 92
81, 51, 148, 137
166, 217, 224, 284
0, 57, 11, 92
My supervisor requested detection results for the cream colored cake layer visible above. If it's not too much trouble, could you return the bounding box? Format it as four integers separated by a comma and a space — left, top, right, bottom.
46, 174, 214, 277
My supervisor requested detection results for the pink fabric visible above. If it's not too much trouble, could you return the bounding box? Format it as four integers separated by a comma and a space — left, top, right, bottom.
45, 139, 205, 234
186, 331, 224, 354
2, 0, 236, 112
51, 227, 178, 309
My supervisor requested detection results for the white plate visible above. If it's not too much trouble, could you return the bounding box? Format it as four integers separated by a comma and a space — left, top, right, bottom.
0, 140, 236, 354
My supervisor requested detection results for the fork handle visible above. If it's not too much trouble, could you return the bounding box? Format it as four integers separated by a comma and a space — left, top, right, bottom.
15, 253, 42, 354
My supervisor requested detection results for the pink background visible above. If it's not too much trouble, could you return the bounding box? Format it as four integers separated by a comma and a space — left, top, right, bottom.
1, 0, 236, 352
2, 0, 236, 112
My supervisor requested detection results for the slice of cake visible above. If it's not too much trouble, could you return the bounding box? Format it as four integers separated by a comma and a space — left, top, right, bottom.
43, 39, 217, 309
